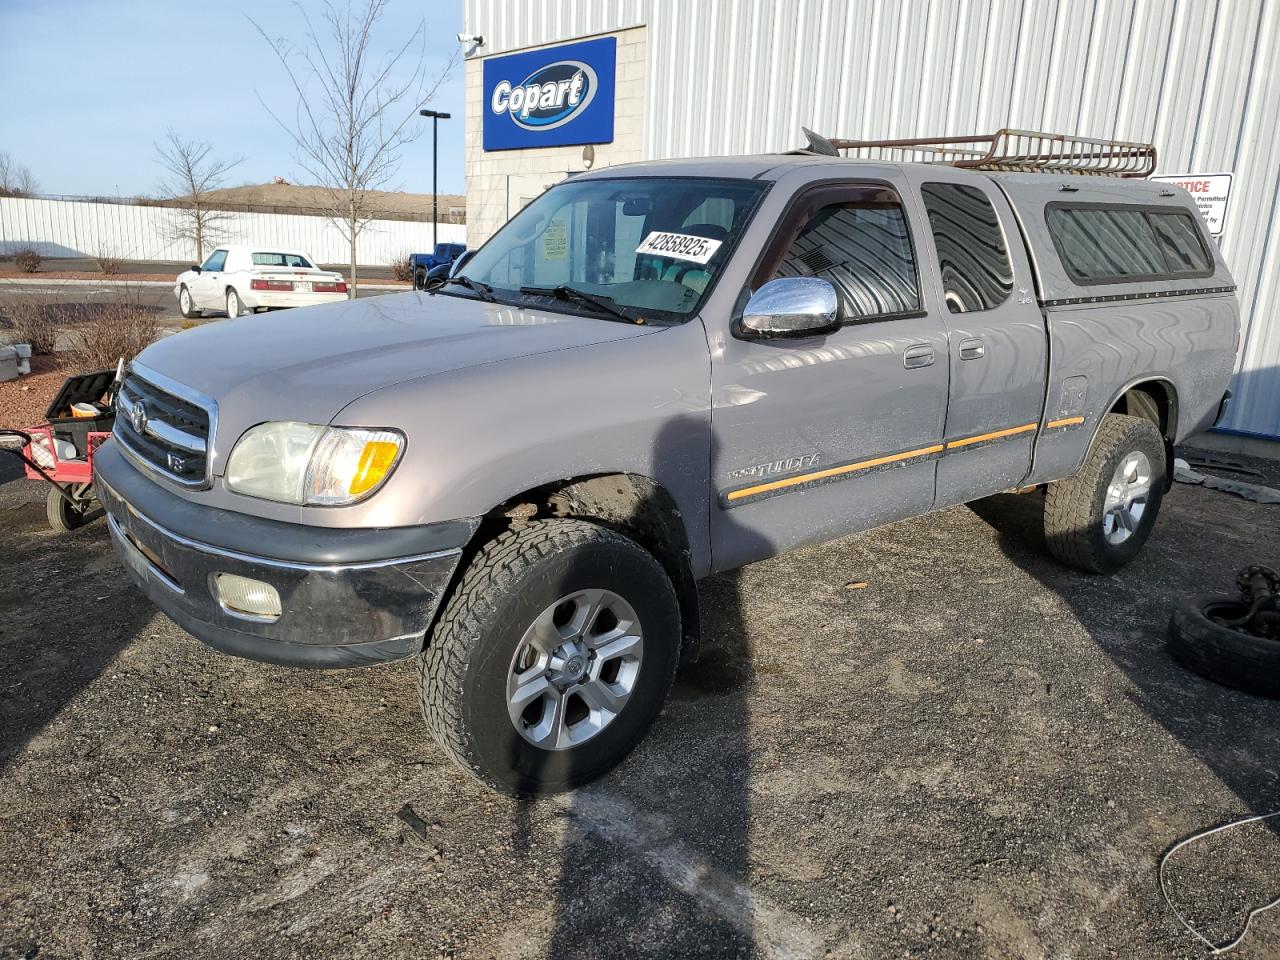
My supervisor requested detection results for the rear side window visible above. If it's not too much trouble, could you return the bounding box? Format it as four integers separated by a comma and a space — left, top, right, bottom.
1045, 205, 1212, 284
252, 252, 313, 268
920, 183, 1014, 313
773, 202, 920, 320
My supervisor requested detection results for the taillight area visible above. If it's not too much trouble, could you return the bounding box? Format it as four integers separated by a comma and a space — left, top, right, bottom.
250, 279, 294, 291
313, 281, 348, 293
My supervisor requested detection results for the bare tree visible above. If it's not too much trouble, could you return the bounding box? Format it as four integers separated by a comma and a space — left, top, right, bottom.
252, 0, 457, 293
154, 129, 243, 262
0, 152, 39, 197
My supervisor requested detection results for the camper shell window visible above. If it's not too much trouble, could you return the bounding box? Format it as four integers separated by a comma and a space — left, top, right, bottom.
1044, 203, 1213, 286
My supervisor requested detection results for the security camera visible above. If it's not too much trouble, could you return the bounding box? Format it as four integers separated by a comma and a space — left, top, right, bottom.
457, 33, 485, 47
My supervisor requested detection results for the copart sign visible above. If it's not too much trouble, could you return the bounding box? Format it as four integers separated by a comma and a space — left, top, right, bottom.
483, 36, 616, 151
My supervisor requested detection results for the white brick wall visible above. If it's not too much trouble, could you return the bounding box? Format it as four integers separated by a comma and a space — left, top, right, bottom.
464, 26, 647, 246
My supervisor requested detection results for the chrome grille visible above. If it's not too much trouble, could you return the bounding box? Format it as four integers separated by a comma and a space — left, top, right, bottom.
113, 367, 213, 486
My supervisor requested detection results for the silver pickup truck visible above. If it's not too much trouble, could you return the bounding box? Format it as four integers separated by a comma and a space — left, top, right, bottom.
96, 134, 1237, 795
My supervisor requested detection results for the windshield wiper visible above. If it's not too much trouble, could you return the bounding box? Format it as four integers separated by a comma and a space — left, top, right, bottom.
519, 285, 640, 324
437, 275, 496, 302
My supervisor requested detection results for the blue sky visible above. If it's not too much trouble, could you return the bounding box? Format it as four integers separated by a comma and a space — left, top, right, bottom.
0, 0, 466, 197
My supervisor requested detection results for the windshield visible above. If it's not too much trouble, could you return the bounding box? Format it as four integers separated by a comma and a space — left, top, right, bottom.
457, 176, 768, 320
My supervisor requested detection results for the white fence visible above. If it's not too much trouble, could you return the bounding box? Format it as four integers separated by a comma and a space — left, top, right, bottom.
0, 196, 466, 266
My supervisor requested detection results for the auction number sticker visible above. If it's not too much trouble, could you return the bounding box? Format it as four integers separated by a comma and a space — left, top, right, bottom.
635, 231, 723, 265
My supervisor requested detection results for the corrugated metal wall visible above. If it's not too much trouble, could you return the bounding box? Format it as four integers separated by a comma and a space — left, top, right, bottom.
464, 0, 1280, 439
0, 197, 465, 266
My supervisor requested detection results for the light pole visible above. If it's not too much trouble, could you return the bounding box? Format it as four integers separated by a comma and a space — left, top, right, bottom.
419, 109, 451, 248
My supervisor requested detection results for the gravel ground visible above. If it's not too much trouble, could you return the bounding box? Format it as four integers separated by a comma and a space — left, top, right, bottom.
1, 447, 1278, 959
0, 356, 69, 429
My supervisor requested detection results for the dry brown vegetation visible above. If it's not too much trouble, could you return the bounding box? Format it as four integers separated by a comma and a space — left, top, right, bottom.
0, 289, 60, 354
389, 251, 414, 282
1, 286, 159, 369
13, 248, 41, 274
66, 292, 159, 371
95, 250, 125, 275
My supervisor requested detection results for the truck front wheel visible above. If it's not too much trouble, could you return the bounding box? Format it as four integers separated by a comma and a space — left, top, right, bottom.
419, 519, 680, 796
1043, 413, 1167, 574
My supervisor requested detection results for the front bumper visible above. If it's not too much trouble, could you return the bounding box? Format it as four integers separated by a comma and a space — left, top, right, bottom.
95, 443, 474, 668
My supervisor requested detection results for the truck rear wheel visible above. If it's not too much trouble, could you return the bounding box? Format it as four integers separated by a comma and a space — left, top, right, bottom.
418, 519, 680, 796
1043, 413, 1166, 574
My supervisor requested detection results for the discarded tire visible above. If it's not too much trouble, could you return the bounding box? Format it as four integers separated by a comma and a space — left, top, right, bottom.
1168, 595, 1280, 699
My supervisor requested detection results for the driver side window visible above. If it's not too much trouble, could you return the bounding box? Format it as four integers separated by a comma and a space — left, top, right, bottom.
773, 202, 920, 321
202, 249, 228, 272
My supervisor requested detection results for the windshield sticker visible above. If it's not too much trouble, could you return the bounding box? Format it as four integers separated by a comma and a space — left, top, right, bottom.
635, 231, 723, 265
542, 219, 568, 260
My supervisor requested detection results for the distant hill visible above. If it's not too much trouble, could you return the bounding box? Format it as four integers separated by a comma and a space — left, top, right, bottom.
147, 182, 465, 223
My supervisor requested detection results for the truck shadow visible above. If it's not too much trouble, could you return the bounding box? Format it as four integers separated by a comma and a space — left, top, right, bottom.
968, 487, 1280, 828
504, 417, 767, 958
0, 501, 154, 772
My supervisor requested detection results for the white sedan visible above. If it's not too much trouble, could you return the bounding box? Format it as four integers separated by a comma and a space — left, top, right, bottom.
175, 245, 349, 318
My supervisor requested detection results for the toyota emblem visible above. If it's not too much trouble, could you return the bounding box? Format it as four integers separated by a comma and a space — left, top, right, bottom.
130, 400, 148, 435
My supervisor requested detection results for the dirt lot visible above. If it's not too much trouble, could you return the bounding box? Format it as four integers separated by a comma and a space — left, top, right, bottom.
1, 449, 1278, 959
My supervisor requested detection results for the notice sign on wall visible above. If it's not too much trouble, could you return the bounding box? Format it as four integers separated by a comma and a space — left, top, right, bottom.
1150, 172, 1233, 236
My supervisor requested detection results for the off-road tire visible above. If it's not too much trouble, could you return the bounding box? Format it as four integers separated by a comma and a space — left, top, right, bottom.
418, 519, 680, 796
46, 486, 88, 533
1169, 596, 1280, 699
1043, 413, 1166, 574
178, 284, 200, 319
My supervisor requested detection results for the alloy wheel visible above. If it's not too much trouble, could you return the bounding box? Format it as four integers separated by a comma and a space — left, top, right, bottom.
1102, 450, 1152, 544
505, 589, 644, 750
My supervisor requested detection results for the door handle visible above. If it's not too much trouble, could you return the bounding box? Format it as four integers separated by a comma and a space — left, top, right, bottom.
903, 344, 934, 369
959, 338, 985, 360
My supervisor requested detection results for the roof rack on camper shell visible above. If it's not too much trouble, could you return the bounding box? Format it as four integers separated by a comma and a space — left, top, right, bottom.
794, 127, 1157, 178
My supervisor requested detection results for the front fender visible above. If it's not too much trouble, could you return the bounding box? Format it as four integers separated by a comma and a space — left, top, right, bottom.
332, 320, 715, 575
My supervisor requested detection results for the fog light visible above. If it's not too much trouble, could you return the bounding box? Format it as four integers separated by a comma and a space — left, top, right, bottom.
213, 573, 282, 621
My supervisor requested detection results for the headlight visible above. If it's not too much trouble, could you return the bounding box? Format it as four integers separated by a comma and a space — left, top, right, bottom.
225, 421, 404, 505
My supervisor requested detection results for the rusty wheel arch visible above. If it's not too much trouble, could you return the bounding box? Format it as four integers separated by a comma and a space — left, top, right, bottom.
1106, 378, 1179, 490
426, 473, 701, 663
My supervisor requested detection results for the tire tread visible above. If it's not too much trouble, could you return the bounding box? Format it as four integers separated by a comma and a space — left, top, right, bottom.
1043, 413, 1164, 574
418, 518, 672, 793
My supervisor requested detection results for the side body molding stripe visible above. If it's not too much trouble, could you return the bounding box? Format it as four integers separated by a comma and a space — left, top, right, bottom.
721, 417, 1082, 506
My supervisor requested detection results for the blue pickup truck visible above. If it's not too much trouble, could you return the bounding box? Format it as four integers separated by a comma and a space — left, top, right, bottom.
410, 243, 468, 289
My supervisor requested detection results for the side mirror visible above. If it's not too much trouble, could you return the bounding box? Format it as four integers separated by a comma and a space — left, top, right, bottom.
739, 277, 839, 339
191, 264, 202, 274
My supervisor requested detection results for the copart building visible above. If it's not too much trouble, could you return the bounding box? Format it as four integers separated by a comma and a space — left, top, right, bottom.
461, 0, 1279, 445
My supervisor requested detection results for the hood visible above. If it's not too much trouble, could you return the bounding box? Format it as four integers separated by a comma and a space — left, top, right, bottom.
136, 290, 659, 433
